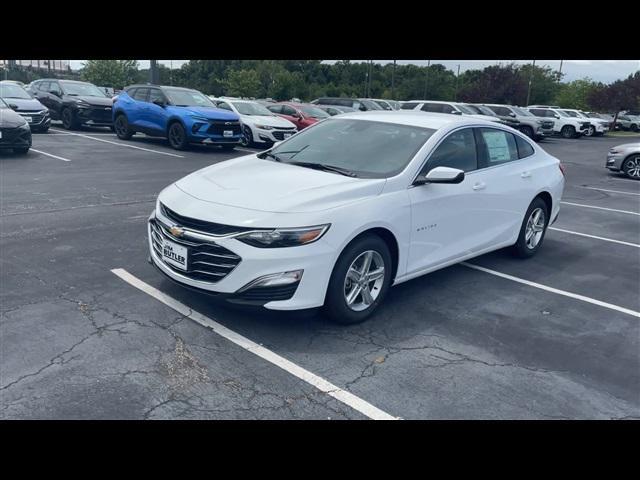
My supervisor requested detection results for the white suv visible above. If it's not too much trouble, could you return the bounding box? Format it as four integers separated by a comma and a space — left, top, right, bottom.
527, 106, 590, 138
211, 97, 297, 147
559, 109, 609, 136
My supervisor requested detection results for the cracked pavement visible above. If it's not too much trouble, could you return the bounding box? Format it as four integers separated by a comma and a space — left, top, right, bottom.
1, 128, 639, 419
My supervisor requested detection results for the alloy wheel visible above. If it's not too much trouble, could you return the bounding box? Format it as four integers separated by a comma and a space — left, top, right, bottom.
624, 157, 640, 178
343, 250, 385, 312
241, 126, 252, 147
525, 207, 546, 249
169, 124, 184, 148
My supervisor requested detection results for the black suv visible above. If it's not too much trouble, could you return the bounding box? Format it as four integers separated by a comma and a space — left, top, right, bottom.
310, 97, 383, 111
28, 79, 114, 130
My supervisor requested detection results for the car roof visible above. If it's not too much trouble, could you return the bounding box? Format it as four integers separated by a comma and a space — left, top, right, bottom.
334, 110, 499, 129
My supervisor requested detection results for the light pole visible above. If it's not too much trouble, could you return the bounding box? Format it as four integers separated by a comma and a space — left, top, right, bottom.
391, 59, 396, 98
525, 60, 536, 106
149, 60, 159, 84
423, 59, 431, 98
558, 59, 563, 82
454, 64, 460, 101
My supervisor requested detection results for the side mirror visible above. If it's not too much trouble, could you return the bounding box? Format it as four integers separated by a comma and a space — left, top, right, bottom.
153, 99, 166, 107
554, 114, 560, 119
414, 166, 465, 185
451, 110, 463, 115
509, 112, 516, 117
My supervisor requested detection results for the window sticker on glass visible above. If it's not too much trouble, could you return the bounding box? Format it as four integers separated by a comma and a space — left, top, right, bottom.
483, 130, 511, 162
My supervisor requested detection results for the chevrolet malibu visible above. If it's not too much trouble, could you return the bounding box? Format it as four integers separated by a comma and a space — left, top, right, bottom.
148, 111, 565, 324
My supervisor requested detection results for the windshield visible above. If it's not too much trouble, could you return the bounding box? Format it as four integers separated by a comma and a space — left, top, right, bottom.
299, 105, 330, 118
60, 81, 107, 97
232, 101, 273, 116
511, 106, 534, 117
0, 83, 32, 99
456, 104, 477, 115
562, 110, 580, 118
360, 99, 383, 110
477, 105, 498, 116
464, 104, 483, 114
268, 118, 435, 178
374, 100, 393, 110
554, 110, 569, 117
0, 97, 8, 109
163, 88, 214, 107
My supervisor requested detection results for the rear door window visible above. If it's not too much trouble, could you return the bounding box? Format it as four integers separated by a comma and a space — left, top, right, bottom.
515, 135, 535, 158
476, 128, 519, 167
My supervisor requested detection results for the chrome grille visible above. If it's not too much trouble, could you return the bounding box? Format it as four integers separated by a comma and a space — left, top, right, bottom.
149, 219, 241, 283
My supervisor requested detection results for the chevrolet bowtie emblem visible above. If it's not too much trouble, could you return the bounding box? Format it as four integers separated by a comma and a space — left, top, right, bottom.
169, 226, 184, 237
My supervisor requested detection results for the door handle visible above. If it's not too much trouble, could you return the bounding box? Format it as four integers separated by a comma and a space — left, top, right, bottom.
472, 182, 486, 191
521, 171, 532, 178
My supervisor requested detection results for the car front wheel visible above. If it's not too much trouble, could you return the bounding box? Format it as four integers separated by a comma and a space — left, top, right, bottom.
167, 122, 188, 150
324, 234, 392, 324
512, 198, 549, 258
622, 155, 640, 180
114, 114, 133, 140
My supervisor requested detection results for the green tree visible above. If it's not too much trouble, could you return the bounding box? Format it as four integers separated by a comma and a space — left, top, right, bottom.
80, 60, 139, 89
224, 69, 261, 97
553, 78, 598, 110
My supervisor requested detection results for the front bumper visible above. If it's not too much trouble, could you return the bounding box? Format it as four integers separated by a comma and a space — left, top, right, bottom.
189, 120, 242, 145
252, 126, 297, 144
606, 153, 624, 171
147, 210, 336, 310
0, 126, 32, 149
16, 111, 50, 130
76, 106, 114, 126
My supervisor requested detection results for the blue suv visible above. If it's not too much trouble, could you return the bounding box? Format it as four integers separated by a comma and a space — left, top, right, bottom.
113, 84, 242, 150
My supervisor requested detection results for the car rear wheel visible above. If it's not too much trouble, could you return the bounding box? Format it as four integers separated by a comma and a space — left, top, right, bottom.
631, 124, 639, 132
61, 108, 79, 130
561, 125, 576, 139
622, 155, 640, 180
240, 126, 252, 147
114, 114, 133, 140
324, 234, 392, 324
512, 198, 549, 258
167, 122, 188, 150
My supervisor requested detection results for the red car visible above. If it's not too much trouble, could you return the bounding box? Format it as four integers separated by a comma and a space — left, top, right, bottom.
265, 102, 330, 130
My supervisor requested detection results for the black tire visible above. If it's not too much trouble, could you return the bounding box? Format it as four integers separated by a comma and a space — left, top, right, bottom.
561, 125, 576, 139
323, 234, 393, 325
221, 144, 236, 151
61, 108, 79, 130
34, 126, 49, 133
631, 124, 639, 132
240, 125, 252, 147
520, 126, 534, 139
622, 155, 640, 180
511, 197, 550, 259
114, 114, 133, 140
167, 121, 188, 150
13, 147, 30, 155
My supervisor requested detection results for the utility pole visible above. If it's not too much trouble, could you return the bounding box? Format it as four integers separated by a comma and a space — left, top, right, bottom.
454, 64, 461, 101
423, 60, 431, 98
525, 60, 536, 106
391, 60, 396, 98
367, 60, 373, 97
170, 60, 173, 85
149, 60, 159, 85
558, 59, 563, 81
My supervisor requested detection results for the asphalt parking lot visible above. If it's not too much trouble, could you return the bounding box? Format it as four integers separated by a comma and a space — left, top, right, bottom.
1, 126, 639, 419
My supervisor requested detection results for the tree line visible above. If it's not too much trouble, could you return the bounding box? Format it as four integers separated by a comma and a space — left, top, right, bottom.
4, 60, 638, 112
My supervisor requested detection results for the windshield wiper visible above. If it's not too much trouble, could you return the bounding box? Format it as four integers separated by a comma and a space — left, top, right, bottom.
287, 161, 358, 177
257, 151, 283, 162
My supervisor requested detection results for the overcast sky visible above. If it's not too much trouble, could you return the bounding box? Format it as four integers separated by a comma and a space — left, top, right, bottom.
69, 60, 639, 84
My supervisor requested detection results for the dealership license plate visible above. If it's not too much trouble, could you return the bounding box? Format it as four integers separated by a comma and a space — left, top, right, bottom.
284, 133, 292, 138
24, 117, 33, 123
162, 239, 188, 271
223, 130, 233, 137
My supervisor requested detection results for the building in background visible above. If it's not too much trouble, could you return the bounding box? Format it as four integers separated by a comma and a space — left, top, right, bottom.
0, 60, 71, 72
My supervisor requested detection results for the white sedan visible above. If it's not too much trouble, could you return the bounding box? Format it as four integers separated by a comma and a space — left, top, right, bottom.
148, 111, 565, 324
212, 98, 297, 147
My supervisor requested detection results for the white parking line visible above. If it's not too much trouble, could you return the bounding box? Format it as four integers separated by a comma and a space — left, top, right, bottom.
549, 227, 640, 248
560, 201, 640, 216
111, 268, 400, 420
50, 128, 184, 158
579, 186, 640, 197
461, 263, 640, 318
30, 148, 71, 162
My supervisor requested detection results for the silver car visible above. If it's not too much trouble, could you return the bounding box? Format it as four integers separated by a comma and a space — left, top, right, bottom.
606, 143, 640, 179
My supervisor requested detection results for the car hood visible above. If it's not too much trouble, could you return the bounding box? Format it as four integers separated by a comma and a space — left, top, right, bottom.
176, 106, 239, 121
240, 114, 296, 128
174, 155, 386, 214
1, 97, 46, 111
0, 108, 28, 128
614, 142, 640, 151
72, 95, 114, 107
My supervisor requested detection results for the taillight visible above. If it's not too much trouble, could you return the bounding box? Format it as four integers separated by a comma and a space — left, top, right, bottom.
559, 163, 566, 176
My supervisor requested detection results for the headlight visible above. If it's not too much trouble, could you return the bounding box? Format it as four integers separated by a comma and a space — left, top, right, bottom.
255, 124, 274, 130
19, 122, 30, 130
73, 99, 90, 107
189, 115, 210, 122
235, 225, 330, 248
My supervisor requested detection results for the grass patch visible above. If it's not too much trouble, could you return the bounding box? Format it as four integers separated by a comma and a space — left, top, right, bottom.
608, 131, 640, 137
